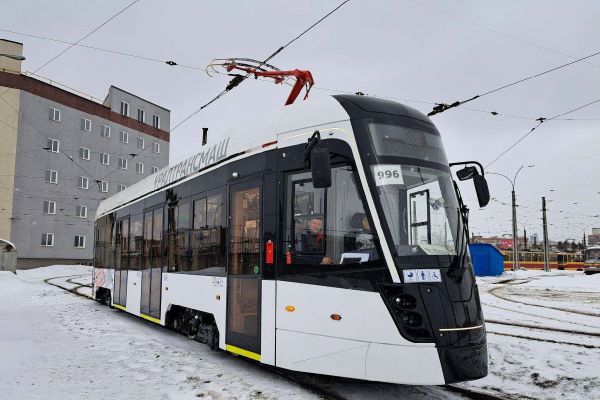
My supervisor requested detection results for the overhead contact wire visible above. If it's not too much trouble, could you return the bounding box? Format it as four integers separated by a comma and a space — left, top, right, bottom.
485, 98, 600, 168
170, 0, 351, 132
428, 49, 600, 116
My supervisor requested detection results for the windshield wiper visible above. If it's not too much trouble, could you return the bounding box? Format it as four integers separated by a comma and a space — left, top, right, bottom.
449, 181, 470, 278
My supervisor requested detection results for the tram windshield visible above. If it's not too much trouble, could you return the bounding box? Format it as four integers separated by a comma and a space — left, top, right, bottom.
585, 248, 600, 263
365, 121, 465, 264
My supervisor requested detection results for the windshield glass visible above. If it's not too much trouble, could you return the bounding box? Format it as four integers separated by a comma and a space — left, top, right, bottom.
367, 122, 464, 260
586, 248, 600, 262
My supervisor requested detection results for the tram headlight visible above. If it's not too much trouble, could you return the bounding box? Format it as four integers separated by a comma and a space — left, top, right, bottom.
400, 311, 423, 327
392, 294, 416, 310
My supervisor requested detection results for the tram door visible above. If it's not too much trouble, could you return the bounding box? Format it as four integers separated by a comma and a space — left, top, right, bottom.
140, 207, 163, 320
226, 179, 262, 358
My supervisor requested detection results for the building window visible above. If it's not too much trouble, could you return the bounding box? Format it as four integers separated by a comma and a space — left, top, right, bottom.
137, 108, 145, 123
118, 158, 128, 170
45, 169, 58, 184
120, 101, 129, 116
74, 235, 86, 248
151, 166, 159, 174
101, 125, 111, 138
100, 152, 110, 165
117, 184, 127, 192
136, 162, 144, 174
153, 142, 160, 153
152, 114, 160, 129
100, 180, 109, 193
79, 147, 90, 160
42, 233, 54, 247
47, 138, 60, 153
136, 137, 145, 149
49, 108, 61, 122
120, 131, 128, 143
81, 118, 92, 132
76, 205, 88, 218
43, 200, 56, 215
78, 176, 89, 189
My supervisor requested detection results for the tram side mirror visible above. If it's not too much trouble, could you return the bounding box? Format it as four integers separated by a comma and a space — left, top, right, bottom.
474, 175, 490, 207
311, 147, 332, 188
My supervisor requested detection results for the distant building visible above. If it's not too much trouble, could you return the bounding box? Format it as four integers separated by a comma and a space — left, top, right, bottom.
0, 39, 170, 267
471, 235, 527, 250
588, 228, 600, 247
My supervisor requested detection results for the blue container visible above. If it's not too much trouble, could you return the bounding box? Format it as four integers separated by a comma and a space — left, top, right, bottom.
469, 243, 504, 276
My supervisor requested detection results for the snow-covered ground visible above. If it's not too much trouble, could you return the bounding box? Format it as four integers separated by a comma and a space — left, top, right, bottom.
460, 270, 600, 399
1, 266, 317, 400
1, 266, 599, 400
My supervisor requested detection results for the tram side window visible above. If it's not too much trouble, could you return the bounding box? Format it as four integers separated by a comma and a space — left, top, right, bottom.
283, 165, 381, 270
143, 212, 153, 270
109, 220, 116, 268
166, 201, 191, 272
94, 216, 112, 268
115, 219, 129, 269
129, 214, 143, 270
189, 192, 226, 275
152, 209, 163, 268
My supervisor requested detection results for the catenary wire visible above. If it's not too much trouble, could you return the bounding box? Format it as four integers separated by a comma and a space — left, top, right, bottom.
313, 86, 600, 121
405, 0, 600, 70
485, 98, 600, 168
0, 27, 201, 70
428, 50, 600, 116
31, 0, 142, 73
0, 1, 143, 191
170, 0, 351, 132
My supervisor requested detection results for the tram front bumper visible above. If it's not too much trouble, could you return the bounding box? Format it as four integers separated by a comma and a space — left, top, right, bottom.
437, 340, 488, 383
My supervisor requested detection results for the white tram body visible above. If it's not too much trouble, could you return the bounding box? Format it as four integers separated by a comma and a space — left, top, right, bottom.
93, 95, 487, 385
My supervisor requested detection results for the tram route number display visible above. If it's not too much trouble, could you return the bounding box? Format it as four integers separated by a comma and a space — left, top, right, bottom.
373, 165, 404, 186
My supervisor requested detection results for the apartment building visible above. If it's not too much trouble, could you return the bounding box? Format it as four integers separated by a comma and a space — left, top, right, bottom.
0, 39, 170, 267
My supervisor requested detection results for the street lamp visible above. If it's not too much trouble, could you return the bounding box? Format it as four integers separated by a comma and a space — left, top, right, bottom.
488, 165, 533, 271
0, 53, 26, 61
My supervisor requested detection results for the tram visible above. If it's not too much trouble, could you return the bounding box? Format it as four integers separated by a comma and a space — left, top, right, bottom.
502, 250, 585, 270
93, 94, 490, 385
585, 246, 600, 267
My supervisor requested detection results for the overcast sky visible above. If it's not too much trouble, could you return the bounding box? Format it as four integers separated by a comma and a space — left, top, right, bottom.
2, 0, 599, 241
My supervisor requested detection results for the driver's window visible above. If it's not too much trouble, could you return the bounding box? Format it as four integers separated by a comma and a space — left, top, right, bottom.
283, 165, 380, 267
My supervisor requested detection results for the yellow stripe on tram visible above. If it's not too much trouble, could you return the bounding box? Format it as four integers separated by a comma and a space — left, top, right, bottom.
226, 344, 261, 361
140, 313, 161, 324
113, 304, 126, 312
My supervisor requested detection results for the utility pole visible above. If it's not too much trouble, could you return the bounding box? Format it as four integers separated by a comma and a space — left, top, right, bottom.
512, 189, 519, 270
488, 166, 532, 271
524, 228, 527, 251
542, 197, 550, 272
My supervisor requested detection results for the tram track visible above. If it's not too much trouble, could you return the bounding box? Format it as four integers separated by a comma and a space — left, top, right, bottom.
489, 284, 600, 318
486, 331, 600, 349
481, 301, 600, 331
485, 318, 600, 338
44, 274, 92, 298
43, 274, 508, 400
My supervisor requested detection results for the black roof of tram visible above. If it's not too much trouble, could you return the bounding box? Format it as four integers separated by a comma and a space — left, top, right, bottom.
333, 94, 435, 126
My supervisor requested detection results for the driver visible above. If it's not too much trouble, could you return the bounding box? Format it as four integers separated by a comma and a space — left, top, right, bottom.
298, 217, 333, 264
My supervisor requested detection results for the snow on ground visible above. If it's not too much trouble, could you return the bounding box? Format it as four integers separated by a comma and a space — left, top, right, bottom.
2, 265, 599, 400
0, 266, 317, 400
460, 269, 600, 400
